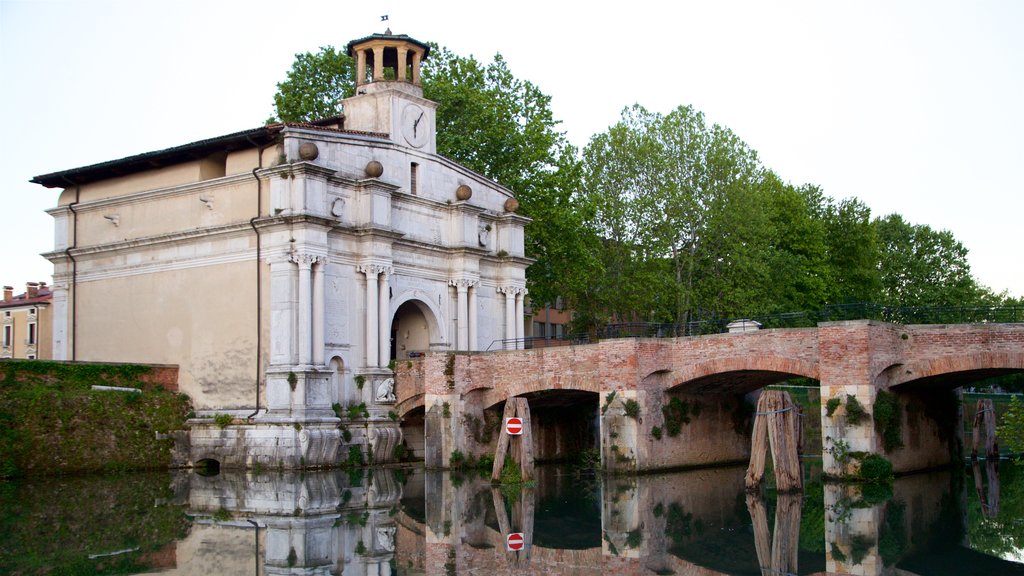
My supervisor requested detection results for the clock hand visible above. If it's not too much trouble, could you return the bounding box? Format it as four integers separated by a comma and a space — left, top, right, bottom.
413, 112, 424, 136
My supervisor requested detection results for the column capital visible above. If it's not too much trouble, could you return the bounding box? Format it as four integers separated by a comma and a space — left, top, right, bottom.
497, 285, 527, 296
358, 264, 393, 278
449, 278, 479, 290
290, 252, 326, 268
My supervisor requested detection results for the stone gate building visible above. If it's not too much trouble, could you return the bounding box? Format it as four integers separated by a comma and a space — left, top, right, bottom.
32, 31, 530, 467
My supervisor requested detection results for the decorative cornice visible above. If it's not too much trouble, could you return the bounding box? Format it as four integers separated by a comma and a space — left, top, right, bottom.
56, 173, 255, 213
42, 221, 255, 260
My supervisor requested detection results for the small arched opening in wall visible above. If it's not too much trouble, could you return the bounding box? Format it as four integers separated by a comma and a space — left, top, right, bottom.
194, 458, 221, 476
389, 294, 445, 361
329, 356, 355, 407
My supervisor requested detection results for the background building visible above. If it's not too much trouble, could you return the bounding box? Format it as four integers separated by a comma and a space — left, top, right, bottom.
1, 282, 52, 360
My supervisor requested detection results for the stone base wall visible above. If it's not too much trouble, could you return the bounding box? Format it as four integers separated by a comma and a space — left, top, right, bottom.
186, 419, 341, 469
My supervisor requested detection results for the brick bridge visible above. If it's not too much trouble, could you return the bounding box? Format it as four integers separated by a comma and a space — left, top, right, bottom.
394, 320, 1024, 476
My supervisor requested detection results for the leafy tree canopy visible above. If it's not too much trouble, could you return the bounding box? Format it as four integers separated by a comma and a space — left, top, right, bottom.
270, 46, 1015, 333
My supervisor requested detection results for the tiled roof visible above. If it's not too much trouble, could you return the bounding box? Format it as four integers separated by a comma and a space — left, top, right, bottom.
1, 288, 52, 309
346, 32, 431, 58
31, 117, 390, 189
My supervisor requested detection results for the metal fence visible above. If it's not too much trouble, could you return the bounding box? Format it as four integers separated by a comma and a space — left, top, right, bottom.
485, 303, 1024, 351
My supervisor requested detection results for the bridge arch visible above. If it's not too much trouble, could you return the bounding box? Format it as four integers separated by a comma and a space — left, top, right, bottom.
886, 351, 1024, 390
668, 356, 819, 394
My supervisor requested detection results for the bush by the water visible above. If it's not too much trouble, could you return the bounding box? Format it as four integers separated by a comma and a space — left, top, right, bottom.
0, 360, 191, 477
858, 454, 894, 482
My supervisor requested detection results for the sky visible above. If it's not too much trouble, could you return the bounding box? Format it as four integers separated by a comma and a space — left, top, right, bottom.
1, 0, 1021, 298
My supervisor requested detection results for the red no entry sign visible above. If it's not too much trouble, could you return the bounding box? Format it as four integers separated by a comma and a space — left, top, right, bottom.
505, 417, 524, 435
506, 532, 525, 551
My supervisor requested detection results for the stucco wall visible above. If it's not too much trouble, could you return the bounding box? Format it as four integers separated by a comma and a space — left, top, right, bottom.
74, 261, 258, 409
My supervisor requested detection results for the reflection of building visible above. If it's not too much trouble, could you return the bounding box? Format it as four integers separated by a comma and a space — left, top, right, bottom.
1, 282, 52, 359
31, 31, 530, 467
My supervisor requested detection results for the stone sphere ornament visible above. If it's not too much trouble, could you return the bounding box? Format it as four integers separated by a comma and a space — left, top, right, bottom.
365, 160, 384, 178
298, 142, 319, 161
456, 184, 473, 201
504, 198, 519, 213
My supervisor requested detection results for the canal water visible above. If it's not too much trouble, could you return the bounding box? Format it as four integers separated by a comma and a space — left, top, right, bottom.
1, 460, 1022, 575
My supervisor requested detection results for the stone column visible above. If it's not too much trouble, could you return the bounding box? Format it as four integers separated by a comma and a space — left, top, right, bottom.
291, 253, 315, 366
515, 288, 527, 350
50, 279, 69, 361
378, 267, 392, 368
355, 50, 366, 86
396, 47, 408, 81
312, 256, 326, 366
452, 280, 469, 351
500, 287, 517, 350
467, 283, 478, 351
412, 50, 422, 84
359, 265, 380, 368
372, 47, 384, 81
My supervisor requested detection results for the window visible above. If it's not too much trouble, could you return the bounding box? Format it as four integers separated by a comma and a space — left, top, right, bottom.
410, 162, 419, 194
28, 322, 36, 345
2, 325, 10, 347
29, 307, 36, 315
27, 355, 35, 360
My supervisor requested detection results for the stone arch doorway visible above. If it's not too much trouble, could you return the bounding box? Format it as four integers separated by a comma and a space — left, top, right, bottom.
390, 299, 438, 360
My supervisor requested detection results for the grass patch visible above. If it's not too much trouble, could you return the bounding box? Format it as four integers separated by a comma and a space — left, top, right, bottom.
0, 360, 191, 477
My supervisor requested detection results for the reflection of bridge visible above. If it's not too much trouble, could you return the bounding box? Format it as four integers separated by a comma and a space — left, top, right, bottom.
134, 464, 1024, 575
395, 320, 1024, 476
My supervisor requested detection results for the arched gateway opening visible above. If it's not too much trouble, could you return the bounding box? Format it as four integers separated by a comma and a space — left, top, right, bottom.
390, 300, 434, 360
391, 297, 443, 461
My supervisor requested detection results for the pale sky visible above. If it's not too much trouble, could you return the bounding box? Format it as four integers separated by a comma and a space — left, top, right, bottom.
2, 0, 1021, 298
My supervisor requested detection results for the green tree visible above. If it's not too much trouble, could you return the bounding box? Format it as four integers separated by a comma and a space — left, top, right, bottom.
762, 178, 830, 312
271, 46, 355, 123
874, 213, 985, 306
822, 197, 882, 304
581, 104, 777, 327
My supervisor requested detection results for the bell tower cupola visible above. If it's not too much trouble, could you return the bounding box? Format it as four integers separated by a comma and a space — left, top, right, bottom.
342, 30, 438, 152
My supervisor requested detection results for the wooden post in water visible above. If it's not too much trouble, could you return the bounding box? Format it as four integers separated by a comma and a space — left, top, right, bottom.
491, 397, 535, 482
972, 398, 998, 460
745, 390, 802, 491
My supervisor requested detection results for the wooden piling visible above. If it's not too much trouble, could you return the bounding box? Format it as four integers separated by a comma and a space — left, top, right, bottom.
745, 390, 802, 492
491, 397, 535, 482
972, 398, 998, 460
746, 491, 801, 576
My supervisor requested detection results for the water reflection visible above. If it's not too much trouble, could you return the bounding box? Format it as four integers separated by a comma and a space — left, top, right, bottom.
2, 462, 1024, 575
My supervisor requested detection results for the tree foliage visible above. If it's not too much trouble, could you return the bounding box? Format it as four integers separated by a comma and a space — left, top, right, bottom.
271, 46, 354, 123
270, 46, 1014, 333
874, 213, 987, 306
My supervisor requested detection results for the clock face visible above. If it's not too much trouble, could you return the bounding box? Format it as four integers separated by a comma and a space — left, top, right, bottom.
401, 103, 428, 148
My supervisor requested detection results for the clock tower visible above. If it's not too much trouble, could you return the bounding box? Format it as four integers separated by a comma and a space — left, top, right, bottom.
343, 31, 437, 154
